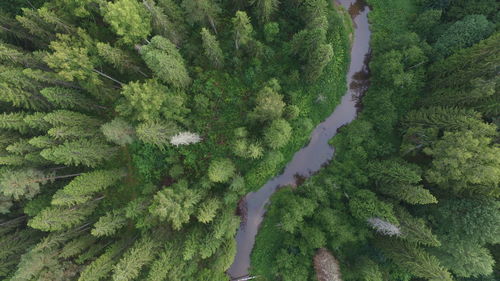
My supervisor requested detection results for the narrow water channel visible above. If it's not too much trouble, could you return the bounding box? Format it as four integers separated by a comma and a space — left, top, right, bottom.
227, 0, 372, 279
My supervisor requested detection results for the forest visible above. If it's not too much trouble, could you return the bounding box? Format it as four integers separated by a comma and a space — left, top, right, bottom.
0, 0, 498, 281
251, 0, 500, 280
0, 0, 350, 280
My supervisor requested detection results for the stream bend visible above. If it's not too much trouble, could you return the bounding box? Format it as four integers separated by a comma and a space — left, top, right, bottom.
227, 0, 372, 278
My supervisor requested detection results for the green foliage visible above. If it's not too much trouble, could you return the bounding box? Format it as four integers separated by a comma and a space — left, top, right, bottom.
250, 86, 285, 121
434, 15, 494, 58
263, 119, 292, 149
232, 11, 253, 50
140, 36, 191, 88
101, 118, 136, 146
149, 180, 202, 229
117, 79, 187, 122
200, 27, 224, 68
40, 139, 117, 167
52, 169, 125, 206
102, 0, 152, 44
208, 158, 236, 183
112, 236, 156, 281
135, 121, 179, 149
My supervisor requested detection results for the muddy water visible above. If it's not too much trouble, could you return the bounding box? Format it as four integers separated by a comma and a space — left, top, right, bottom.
227, 0, 371, 279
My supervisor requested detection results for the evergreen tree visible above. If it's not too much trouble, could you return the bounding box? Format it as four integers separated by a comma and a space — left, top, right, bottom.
29, 202, 98, 231
208, 158, 236, 183
91, 209, 128, 237
112, 235, 156, 281
232, 11, 253, 50
40, 139, 117, 167
250, 86, 285, 121
200, 27, 224, 68
0, 168, 54, 200
253, 0, 279, 24
135, 121, 179, 149
424, 131, 500, 196
140, 36, 191, 88
263, 119, 292, 149
101, 0, 152, 45
51, 169, 125, 206
181, 0, 220, 34
101, 118, 136, 146
149, 180, 202, 229
117, 79, 187, 122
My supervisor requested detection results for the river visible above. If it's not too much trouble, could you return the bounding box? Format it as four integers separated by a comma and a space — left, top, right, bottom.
227, 0, 372, 279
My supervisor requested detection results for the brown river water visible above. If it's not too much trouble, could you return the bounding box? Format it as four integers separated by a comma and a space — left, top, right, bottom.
227, 0, 371, 279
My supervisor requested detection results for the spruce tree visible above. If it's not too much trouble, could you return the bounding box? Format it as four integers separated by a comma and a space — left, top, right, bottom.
200, 27, 223, 68
101, 0, 152, 45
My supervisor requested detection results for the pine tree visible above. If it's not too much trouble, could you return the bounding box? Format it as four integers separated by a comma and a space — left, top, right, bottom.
253, 0, 279, 24
250, 86, 285, 121
51, 169, 125, 206
305, 43, 333, 81
140, 36, 191, 88
78, 240, 127, 281
28, 202, 98, 231
96, 42, 144, 75
142, 0, 184, 46
263, 119, 292, 149
424, 131, 500, 196
40, 87, 99, 111
181, 0, 220, 34
378, 239, 453, 281
40, 139, 117, 167
6, 139, 37, 155
112, 235, 156, 281
197, 198, 220, 223
232, 11, 253, 50
208, 158, 236, 183
200, 28, 223, 68
149, 180, 202, 229
117, 79, 187, 122
146, 243, 176, 281
0, 168, 56, 200
91, 209, 128, 237
368, 160, 437, 204
101, 118, 136, 146
0, 112, 29, 133
0, 66, 50, 110
24, 112, 50, 131
136, 121, 179, 149
101, 0, 152, 45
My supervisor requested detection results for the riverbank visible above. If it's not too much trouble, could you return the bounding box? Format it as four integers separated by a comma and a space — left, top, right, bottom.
228, 0, 371, 279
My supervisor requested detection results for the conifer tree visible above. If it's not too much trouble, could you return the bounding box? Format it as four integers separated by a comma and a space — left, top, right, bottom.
96, 42, 144, 75
91, 209, 128, 237
41, 86, 96, 111
142, 0, 184, 46
51, 169, 125, 206
140, 36, 191, 88
112, 235, 156, 281
101, 118, 136, 146
200, 27, 223, 68
78, 240, 127, 281
232, 11, 253, 50
0, 112, 29, 133
208, 158, 236, 183
197, 197, 220, 223
0, 66, 50, 110
29, 202, 98, 231
181, 0, 220, 34
253, 0, 279, 24
378, 239, 453, 281
135, 121, 179, 149
263, 119, 292, 149
0, 168, 55, 200
40, 139, 117, 167
250, 86, 285, 121
424, 131, 500, 196
101, 0, 152, 45
117, 79, 187, 122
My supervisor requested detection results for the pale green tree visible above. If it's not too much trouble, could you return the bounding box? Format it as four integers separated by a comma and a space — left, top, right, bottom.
208, 158, 235, 183
101, 0, 152, 44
